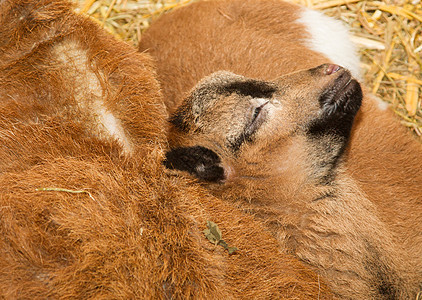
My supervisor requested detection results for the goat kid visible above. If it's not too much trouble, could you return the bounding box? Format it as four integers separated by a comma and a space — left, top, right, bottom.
164, 64, 418, 299
139, 0, 422, 298
139, 0, 422, 241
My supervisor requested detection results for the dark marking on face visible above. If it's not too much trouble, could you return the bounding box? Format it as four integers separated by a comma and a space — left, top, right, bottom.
312, 190, 337, 202
169, 104, 192, 133
307, 78, 362, 182
218, 80, 277, 99
170, 79, 276, 133
364, 242, 400, 299
305, 76, 362, 184
307, 135, 345, 185
227, 131, 253, 153
308, 75, 362, 141
164, 145, 225, 182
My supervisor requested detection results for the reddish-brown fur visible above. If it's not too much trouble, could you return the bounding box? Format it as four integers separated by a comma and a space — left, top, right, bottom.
139, 0, 422, 298
0, 0, 333, 298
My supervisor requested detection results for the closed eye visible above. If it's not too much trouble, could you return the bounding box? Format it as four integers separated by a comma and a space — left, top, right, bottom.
227, 100, 270, 153
252, 106, 262, 123
251, 101, 269, 125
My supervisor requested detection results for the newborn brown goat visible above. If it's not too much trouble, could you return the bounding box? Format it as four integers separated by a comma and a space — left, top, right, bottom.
164, 65, 417, 299
0, 0, 333, 298
140, 0, 422, 298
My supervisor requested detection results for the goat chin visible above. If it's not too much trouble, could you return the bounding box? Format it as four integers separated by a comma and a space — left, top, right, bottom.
140, 0, 422, 298
0, 0, 334, 299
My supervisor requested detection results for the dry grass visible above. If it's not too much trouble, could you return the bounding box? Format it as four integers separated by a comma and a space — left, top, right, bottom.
75, 0, 422, 138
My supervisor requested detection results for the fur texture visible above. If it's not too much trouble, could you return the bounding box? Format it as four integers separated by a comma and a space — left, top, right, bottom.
0, 0, 333, 298
139, 0, 422, 298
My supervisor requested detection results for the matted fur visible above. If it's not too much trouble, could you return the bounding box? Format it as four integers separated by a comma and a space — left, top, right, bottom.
0, 0, 332, 298
139, 0, 422, 298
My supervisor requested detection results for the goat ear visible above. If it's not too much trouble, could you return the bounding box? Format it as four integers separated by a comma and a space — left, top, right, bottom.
164, 146, 225, 182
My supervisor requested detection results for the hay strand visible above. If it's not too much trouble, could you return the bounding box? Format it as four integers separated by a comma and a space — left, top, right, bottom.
36, 187, 104, 208
313, 0, 360, 10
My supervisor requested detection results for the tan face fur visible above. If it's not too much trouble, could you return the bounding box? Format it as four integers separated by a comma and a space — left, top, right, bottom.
166, 64, 362, 186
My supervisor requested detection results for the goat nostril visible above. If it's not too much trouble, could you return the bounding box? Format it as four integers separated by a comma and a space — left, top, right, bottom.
325, 64, 341, 75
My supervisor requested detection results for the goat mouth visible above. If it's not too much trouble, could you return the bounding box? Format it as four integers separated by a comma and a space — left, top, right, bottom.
308, 71, 362, 139
319, 71, 362, 117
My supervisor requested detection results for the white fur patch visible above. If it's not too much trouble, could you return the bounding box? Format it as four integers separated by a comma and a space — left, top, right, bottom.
369, 94, 390, 111
93, 101, 134, 151
53, 40, 133, 154
297, 8, 362, 80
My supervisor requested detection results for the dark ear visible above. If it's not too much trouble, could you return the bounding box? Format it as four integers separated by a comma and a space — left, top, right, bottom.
163, 146, 225, 182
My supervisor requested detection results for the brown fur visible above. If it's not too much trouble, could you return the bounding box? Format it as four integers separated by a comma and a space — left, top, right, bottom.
139, 0, 422, 298
0, 0, 333, 298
